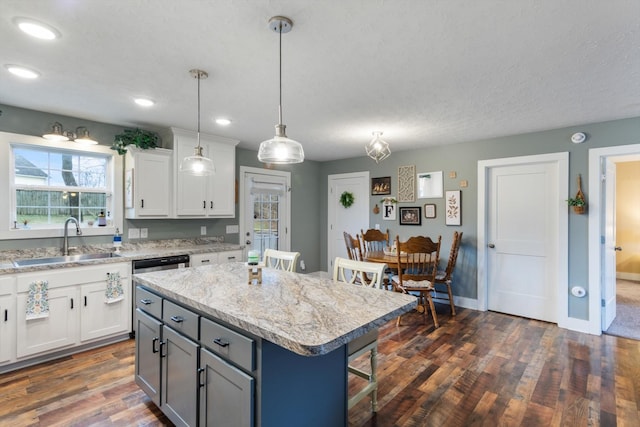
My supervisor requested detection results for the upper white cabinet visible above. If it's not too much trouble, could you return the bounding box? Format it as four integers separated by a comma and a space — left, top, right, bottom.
124, 147, 172, 218
172, 128, 238, 218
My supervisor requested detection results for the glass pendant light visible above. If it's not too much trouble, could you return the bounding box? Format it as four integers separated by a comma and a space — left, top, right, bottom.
180, 69, 215, 176
258, 16, 304, 164
365, 131, 391, 164
43, 122, 70, 141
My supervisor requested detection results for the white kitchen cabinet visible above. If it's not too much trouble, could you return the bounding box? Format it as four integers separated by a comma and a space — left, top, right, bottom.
15, 262, 131, 360
190, 250, 243, 267
0, 277, 16, 365
172, 128, 238, 218
125, 147, 172, 218
217, 250, 243, 264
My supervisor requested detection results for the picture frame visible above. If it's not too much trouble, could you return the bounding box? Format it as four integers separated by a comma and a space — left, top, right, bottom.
445, 190, 461, 225
417, 171, 443, 198
398, 165, 416, 202
371, 176, 391, 195
399, 206, 421, 225
424, 204, 436, 219
382, 198, 396, 220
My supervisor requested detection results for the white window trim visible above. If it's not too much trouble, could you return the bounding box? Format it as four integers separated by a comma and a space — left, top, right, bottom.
1, 131, 123, 240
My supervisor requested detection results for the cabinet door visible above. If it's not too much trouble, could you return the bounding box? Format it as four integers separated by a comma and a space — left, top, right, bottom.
135, 150, 172, 217
190, 252, 218, 266
207, 141, 235, 217
199, 348, 254, 427
0, 283, 15, 365
80, 281, 130, 342
16, 286, 79, 358
162, 325, 199, 427
135, 308, 162, 406
174, 132, 208, 216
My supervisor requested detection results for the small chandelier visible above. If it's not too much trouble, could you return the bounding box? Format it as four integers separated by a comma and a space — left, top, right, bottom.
257, 16, 304, 164
43, 122, 98, 145
180, 69, 215, 176
365, 131, 391, 163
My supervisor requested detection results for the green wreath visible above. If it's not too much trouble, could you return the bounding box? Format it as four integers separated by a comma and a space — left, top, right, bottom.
340, 191, 355, 208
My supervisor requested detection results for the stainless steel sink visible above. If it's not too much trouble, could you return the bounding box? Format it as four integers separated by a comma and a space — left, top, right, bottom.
13, 252, 122, 267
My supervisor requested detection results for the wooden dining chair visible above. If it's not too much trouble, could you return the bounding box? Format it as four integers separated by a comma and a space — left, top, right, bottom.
262, 249, 300, 272
434, 231, 463, 316
333, 257, 387, 413
391, 235, 442, 327
360, 228, 390, 254
343, 231, 364, 261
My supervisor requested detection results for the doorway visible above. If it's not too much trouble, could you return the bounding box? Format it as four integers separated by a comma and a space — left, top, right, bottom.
587, 146, 640, 337
327, 171, 369, 272
239, 167, 291, 260
477, 152, 569, 325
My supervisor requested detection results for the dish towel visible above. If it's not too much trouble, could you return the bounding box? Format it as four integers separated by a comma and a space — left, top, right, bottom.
26, 280, 49, 320
105, 272, 124, 304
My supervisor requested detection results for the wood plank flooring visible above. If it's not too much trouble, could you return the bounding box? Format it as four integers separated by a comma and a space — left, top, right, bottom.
1, 306, 639, 426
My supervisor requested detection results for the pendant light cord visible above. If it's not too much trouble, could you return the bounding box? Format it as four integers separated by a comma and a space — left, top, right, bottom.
278, 21, 283, 126
196, 72, 201, 149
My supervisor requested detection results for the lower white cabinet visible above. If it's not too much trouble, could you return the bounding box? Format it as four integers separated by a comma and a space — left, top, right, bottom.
190, 250, 243, 267
0, 277, 16, 364
14, 262, 131, 360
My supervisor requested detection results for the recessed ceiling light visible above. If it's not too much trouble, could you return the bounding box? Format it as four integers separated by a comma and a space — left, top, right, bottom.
134, 98, 155, 107
13, 17, 60, 40
215, 118, 231, 126
5, 64, 40, 79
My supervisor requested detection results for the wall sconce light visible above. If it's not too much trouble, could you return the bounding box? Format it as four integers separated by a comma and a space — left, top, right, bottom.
365, 131, 391, 163
43, 122, 98, 145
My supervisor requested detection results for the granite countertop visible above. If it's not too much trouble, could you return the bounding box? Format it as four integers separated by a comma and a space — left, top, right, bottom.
0, 238, 243, 274
133, 262, 417, 357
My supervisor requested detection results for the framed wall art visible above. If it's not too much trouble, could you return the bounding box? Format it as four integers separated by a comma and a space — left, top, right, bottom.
399, 206, 421, 225
371, 176, 391, 195
382, 197, 396, 220
445, 190, 461, 225
417, 171, 443, 198
424, 204, 436, 219
398, 165, 415, 202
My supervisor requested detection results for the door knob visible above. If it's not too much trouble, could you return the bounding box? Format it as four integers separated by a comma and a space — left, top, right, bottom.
488, 243, 495, 248
246, 240, 252, 245
614, 246, 623, 251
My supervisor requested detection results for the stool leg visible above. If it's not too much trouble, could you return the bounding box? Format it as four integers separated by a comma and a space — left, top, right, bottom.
370, 346, 378, 412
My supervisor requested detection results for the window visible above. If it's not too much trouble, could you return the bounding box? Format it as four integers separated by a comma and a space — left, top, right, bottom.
1, 131, 123, 240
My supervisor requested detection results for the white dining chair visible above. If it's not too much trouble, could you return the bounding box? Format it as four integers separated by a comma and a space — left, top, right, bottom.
332, 257, 387, 413
262, 248, 300, 272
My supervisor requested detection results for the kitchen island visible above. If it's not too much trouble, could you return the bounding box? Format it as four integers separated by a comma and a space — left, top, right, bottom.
133, 261, 416, 427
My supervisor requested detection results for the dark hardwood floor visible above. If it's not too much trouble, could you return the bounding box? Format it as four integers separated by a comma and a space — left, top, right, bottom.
1, 305, 639, 426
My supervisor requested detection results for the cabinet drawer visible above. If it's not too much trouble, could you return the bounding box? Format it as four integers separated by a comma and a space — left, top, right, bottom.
218, 250, 243, 264
163, 300, 199, 341
17, 262, 130, 292
135, 286, 162, 319
201, 317, 255, 372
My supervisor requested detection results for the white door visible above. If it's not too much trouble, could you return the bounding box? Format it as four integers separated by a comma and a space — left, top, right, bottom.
327, 172, 369, 272
602, 158, 617, 330
240, 167, 291, 261
486, 162, 560, 322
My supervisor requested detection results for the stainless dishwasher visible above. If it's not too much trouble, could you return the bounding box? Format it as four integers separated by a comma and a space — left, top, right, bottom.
131, 254, 190, 337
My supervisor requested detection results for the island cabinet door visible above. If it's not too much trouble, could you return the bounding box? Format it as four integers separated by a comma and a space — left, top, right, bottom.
161, 325, 200, 427
135, 308, 162, 406
199, 347, 254, 427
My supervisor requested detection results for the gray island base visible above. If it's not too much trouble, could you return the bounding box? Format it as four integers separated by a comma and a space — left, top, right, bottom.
133, 261, 416, 427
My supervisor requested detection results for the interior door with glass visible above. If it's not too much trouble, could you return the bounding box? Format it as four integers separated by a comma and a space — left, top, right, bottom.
241, 169, 290, 261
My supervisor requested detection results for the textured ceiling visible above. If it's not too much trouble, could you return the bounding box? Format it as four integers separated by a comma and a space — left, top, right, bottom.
1, 0, 639, 161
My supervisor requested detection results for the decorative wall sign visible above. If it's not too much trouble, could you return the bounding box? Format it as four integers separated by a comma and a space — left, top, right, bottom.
371, 176, 391, 195
398, 165, 415, 202
399, 206, 421, 225
424, 204, 436, 219
382, 197, 397, 220
445, 190, 461, 225
417, 171, 443, 198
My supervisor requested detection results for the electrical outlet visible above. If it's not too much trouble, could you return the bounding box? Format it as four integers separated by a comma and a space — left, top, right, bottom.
300, 260, 306, 271
200, 226, 207, 235
128, 228, 140, 239
375, 224, 380, 230
140, 228, 148, 238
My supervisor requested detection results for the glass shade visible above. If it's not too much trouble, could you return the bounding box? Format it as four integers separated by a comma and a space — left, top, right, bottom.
258, 135, 305, 164
180, 146, 215, 176
365, 132, 391, 164
43, 122, 69, 141
74, 127, 98, 145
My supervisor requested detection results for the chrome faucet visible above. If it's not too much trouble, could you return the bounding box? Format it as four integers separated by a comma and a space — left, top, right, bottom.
63, 217, 82, 255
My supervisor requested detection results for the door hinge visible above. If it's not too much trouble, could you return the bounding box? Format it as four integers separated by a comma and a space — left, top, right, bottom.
600, 235, 605, 244
601, 299, 605, 307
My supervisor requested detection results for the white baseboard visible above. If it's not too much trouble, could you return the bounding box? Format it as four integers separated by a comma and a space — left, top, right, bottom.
617, 272, 640, 281
433, 292, 479, 311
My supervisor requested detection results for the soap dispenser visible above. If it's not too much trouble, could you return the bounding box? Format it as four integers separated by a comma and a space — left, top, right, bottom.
113, 228, 122, 252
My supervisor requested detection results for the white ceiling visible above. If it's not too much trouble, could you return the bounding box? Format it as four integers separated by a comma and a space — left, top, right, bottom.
1, 1, 639, 161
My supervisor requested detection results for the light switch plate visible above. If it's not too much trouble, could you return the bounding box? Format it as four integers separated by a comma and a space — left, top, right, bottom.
140, 228, 148, 238
200, 226, 207, 235
128, 228, 140, 239
226, 224, 239, 234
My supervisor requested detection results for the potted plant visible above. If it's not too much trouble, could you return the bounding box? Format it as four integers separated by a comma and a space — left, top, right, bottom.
111, 128, 159, 155
567, 196, 586, 214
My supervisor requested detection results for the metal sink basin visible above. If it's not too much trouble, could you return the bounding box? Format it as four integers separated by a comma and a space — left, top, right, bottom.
13, 252, 122, 267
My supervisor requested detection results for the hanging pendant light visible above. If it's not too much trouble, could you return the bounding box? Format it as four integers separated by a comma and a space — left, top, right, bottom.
365, 131, 391, 164
258, 16, 304, 164
180, 69, 215, 176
